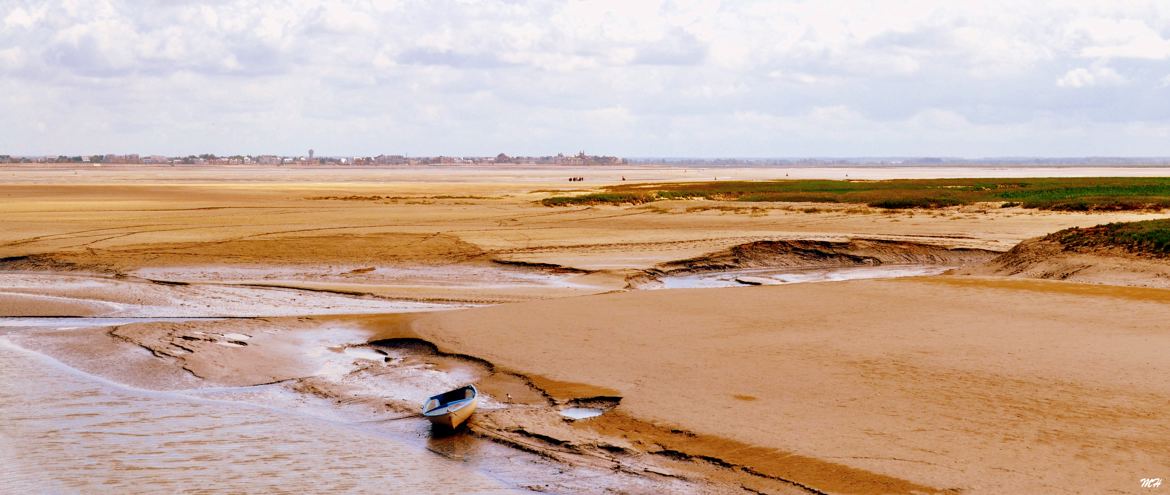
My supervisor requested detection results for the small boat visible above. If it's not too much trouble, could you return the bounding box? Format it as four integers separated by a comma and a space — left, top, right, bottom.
422, 384, 478, 430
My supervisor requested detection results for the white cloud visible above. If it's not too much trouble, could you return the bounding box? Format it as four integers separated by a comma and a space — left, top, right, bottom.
2, 0, 1170, 157
3, 6, 40, 29
767, 70, 835, 85
306, 5, 377, 35
910, 109, 973, 131
1056, 66, 1127, 88
582, 106, 636, 132
807, 105, 865, 125
1069, 18, 1170, 60
0, 47, 25, 70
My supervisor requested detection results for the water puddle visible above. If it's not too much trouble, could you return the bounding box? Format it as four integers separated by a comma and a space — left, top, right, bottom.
657, 264, 951, 289
0, 337, 516, 493
0, 272, 460, 318
559, 407, 604, 420
0, 288, 718, 492
0, 317, 221, 328
133, 264, 587, 289
343, 346, 390, 362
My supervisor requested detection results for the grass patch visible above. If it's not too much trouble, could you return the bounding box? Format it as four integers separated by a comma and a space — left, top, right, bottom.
540, 192, 654, 206
1047, 219, 1170, 256
543, 177, 1170, 211
867, 197, 963, 209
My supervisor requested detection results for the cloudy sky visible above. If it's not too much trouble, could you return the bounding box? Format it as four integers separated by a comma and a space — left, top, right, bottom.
3, 0, 1170, 157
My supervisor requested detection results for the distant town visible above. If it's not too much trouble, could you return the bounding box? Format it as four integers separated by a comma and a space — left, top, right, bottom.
3, 152, 1170, 167
0, 151, 626, 166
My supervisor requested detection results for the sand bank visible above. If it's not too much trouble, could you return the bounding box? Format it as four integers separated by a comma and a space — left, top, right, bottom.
967, 234, 1170, 289
2, 166, 1163, 275
382, 277, 1170, 494
5, 165, 1170, 493
90, 273, 1170, 493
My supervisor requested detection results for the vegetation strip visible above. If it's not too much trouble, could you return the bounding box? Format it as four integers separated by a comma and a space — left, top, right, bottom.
542, 177, 1170, 211
1046, 218, 1170, 256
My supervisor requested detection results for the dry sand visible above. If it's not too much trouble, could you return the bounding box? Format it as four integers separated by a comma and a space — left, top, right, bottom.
3, 165, 1162, 273
4, 164, 1170, 494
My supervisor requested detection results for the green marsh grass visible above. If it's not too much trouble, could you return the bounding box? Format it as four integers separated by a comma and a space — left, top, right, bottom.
1048, 219, 1170, 256
543, 177, 1170, 211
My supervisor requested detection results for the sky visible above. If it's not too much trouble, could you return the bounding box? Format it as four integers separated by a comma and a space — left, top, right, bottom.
2, 0, 1170, 158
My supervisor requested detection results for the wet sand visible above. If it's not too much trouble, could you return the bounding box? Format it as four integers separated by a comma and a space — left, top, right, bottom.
655, 264, 949, 288
0, 335, 517, 494
4, 164, 1170, 493
390, 276, 1170, 494
45, 273, 1170, 494
4, 313, 761, 494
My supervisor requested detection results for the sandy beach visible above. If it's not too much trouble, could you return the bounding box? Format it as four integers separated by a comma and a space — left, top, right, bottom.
3, 164, 1170, 494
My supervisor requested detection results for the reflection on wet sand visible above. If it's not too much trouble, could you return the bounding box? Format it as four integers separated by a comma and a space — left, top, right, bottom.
657, 264, 952, 289
1, 319, 740, 494
0, 262, 972, 494
0, 337, 515, 494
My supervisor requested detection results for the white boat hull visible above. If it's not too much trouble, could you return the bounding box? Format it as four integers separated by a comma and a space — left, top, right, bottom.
422, 385, 479, 430
425, 400, 477, 429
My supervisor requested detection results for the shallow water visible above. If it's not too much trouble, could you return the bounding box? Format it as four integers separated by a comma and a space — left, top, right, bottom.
342, 346, 389, 361
0, 317, 221, 328
559, 407, 604, 420
133, 264, 588, 289
0, 272, 458, 318
0, 334, 517, 493
658, 264, 950, 289
0, 319, 689, 493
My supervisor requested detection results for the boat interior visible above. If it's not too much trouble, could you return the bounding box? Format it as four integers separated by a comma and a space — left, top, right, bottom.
423, 386, 476, 415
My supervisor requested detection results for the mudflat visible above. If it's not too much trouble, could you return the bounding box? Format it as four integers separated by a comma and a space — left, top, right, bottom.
4, 164, 1170, 494
2, 165, 1161, 271
389, 276, 1170, 493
